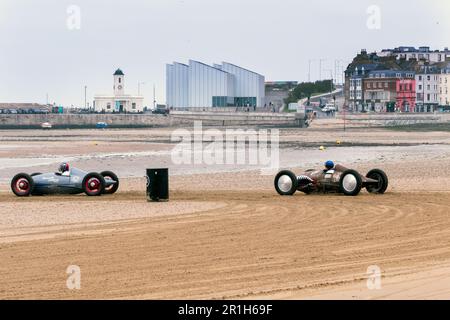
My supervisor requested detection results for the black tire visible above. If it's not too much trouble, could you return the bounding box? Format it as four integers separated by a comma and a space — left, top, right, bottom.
31, 173, 42, 177
366, 169, 388, 194
11, 173, 34, 197
339, 169, 362, 196
100, 171, 119, 194
274, 170, 298, 196
82, 172, 105, 196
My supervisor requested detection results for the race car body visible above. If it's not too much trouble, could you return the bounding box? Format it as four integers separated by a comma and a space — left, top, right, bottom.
11, 167, 119, 197
274, 164, 388, 196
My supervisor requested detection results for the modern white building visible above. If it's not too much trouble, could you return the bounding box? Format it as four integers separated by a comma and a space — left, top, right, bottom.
415, 66, 439, 112
94, 69, 144, 113
166, 60, 265, 108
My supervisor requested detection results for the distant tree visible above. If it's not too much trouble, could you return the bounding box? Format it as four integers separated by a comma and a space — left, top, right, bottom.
284, 80, 334, 105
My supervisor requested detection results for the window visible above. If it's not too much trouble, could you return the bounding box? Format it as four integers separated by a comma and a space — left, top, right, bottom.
419, 75, 422, 81
427, 75, 431, 81
378, 82, 382, 88
119, 78, 122, 83
419, 85, 422, 90
384, 82, 388, 88
132, 103, 136, 109
107, 103, 111, 109
367, 83, 371, 89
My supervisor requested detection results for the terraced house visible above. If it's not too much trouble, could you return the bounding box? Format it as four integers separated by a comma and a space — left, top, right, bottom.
363, 70, 415, 113
416, 66, 440, 112
439, 66, 450, 107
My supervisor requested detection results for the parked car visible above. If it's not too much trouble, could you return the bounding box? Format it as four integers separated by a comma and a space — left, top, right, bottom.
152, 107, 169, 115
96, 122, 108, 129
40, 122, 52, 129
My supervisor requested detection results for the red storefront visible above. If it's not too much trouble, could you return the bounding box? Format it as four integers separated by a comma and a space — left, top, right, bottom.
396, 79, 416, 112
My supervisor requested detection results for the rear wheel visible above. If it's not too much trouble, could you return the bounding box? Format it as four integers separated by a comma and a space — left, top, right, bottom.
274, 170, 298, 196
339, 170, 362, 196
366, 169, 388, 194
11, 173, 34, 197
100, 171, 119, 194
82, 173, 105, 196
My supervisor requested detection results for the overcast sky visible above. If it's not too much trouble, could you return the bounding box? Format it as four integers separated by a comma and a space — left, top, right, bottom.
0, 0, 449, 107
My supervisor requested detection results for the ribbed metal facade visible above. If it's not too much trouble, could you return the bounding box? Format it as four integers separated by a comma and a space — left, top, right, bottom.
166, 62, 189, 109
219, 62, 265, 108
166, 60, 265, 108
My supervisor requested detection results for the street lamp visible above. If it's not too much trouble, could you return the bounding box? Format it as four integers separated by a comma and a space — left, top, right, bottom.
334, 59, 347, 85
324, 69, 334, 93
138, 82, 146, 95
308, 59, 316, 82
319, 59, 326, 81
84, 85, 87, 110
153, 84, 156, 109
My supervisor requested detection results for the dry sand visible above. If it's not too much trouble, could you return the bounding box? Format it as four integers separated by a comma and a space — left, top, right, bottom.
1, 126, 450, 299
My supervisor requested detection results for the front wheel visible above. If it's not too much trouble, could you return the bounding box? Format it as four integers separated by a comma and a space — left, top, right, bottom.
11, 173, 34, 197
82, 173, 105, 196
339, 170, 362, 196
366, 169, 388, 194
100, 171, 119, 194
274, 170, 298, 196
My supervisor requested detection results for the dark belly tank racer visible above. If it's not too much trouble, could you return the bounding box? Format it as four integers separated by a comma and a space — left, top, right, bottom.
11, 163, 119, 197
274, 161, 388, 196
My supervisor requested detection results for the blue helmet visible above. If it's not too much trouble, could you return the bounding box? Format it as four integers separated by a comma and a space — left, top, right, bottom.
325, 160, 334, 170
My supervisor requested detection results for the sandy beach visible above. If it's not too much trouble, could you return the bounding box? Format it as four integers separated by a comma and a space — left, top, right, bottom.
1, 126, 450, 299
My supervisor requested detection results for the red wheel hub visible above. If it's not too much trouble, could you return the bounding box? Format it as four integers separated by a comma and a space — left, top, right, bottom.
86, 178, 100, 192
15, 178, 30, 193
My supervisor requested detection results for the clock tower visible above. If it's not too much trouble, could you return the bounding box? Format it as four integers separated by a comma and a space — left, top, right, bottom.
113, 68, 125, 95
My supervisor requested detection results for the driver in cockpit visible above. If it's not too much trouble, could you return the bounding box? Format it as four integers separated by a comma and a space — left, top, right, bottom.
324, 160, 335, 172
58, 162, 70, 176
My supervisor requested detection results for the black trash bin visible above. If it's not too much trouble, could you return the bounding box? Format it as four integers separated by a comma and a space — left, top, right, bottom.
146, 168, 169, 202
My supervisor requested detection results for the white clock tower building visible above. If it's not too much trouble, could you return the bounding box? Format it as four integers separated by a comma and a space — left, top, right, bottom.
93, 68, 144, 113
113, 69, 125, 95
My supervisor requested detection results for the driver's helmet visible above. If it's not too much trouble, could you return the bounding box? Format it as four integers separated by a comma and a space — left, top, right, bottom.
59, 162, 70, 173
324, 160, 335, 170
